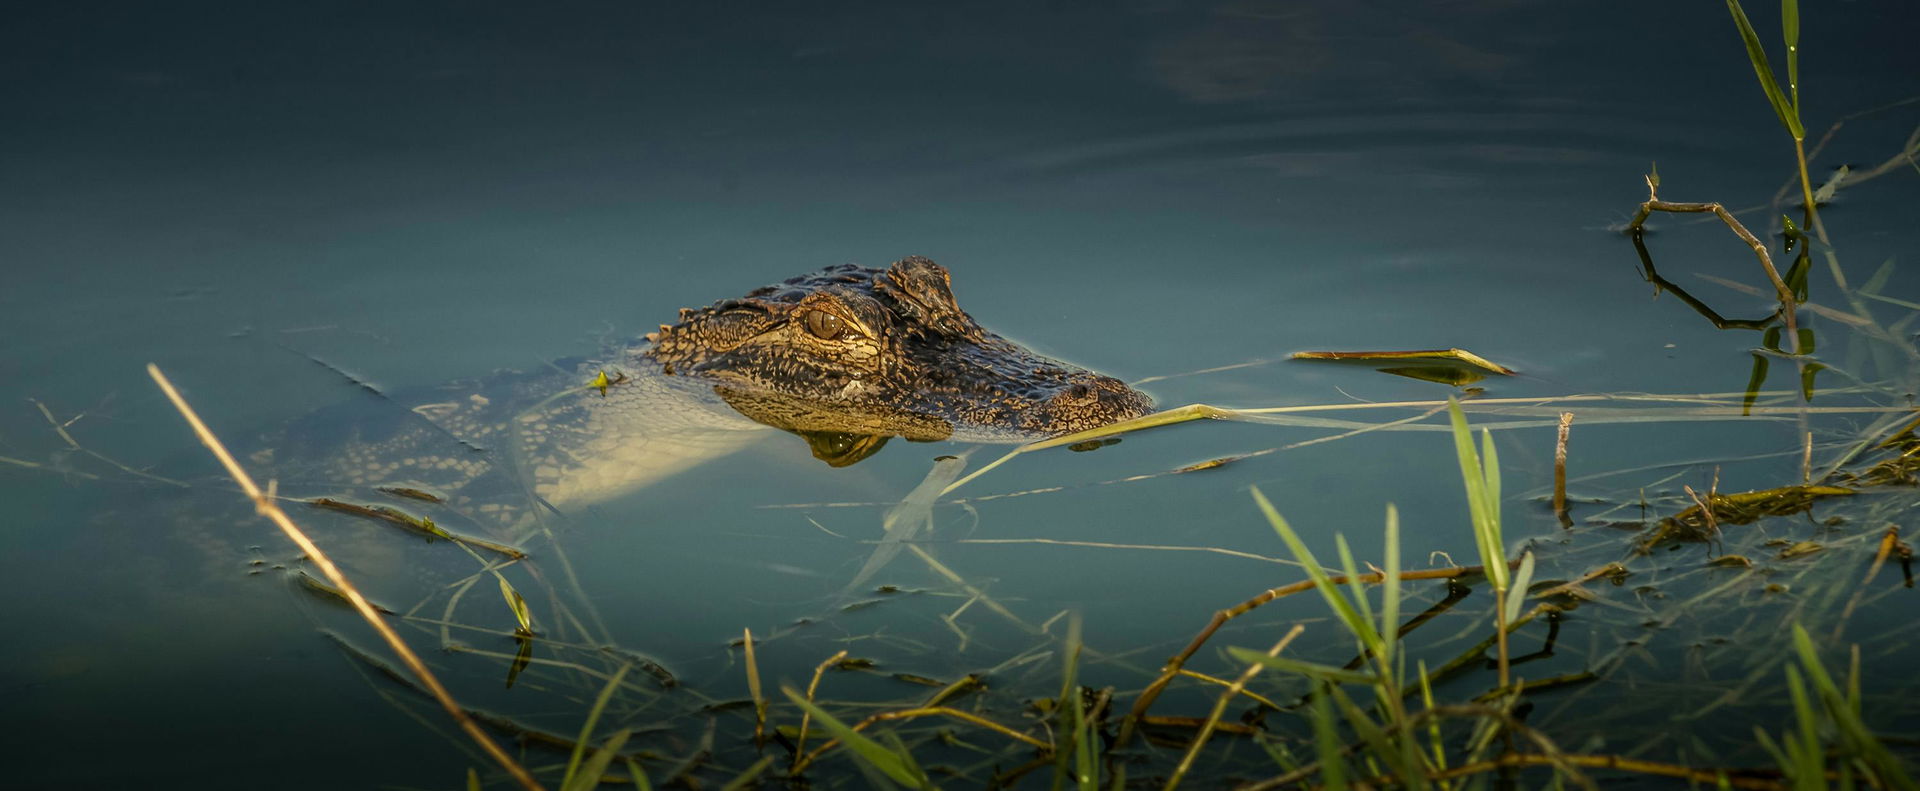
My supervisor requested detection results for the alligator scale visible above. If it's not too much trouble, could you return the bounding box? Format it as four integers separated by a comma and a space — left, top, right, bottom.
244, 257, 1153, 542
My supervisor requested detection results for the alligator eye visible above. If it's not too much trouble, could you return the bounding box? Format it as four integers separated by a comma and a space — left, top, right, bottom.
803, 310, 847, 340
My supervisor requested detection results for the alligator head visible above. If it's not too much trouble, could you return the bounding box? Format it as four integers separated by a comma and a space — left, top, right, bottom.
644, 257, 1153, 460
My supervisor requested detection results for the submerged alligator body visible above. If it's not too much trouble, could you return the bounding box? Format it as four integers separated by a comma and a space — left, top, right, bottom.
245, 257, 1153, 540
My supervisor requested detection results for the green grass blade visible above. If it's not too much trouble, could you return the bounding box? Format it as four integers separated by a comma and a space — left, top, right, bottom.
1075, 698, 1101, 791
1752, 727, 1793, 777
625, 758, 652, 791
1227, 647, 1380, 685
1327, 685, 1422, 789
497, 576, 532, 635
1447, 399, 1507, 591
1782, 0, 1800, 115
1480, 427, 1501, 531
717, 756, 774, 791
1726, 0, 1801, 135
1416, 660, 1447, 771
1335, 535, 1377, 642
563, 664, 633, 789
1790, 625, 1918, 789
1251, 487, 1383, 654
784, 686, 932, 788
1054, 615, 1085, 791
881, 732, 932, 790
1310, 690, 1349, 791
1503, 551, 1536, 627
1784, 664, 1821, 782
1381, 504, 1401, 673
562, 728, 633, 791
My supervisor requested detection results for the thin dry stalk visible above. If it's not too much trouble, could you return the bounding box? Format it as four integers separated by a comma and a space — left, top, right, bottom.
1802, 430, 1814, 483
1836, 526, 1906, 637
1165, 624, 1304, 791
33, 398, 187, 486
1683, 485, 1720, 545
792, 649, 848, 763
1174, 669, 1283, 710
146, 364, 545, 791
1628, 180, 1800, 349
1554, 412, 1574, 526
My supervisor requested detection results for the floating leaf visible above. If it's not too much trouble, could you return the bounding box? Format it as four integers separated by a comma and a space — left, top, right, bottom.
377, 485, 444, 503
498, 576, 533, 635
296, 571, 395, 614
1291, 348, 1518, 382
1779, 541, 1824, 558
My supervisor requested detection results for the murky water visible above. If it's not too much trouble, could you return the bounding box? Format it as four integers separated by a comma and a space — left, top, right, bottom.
5, 2, 1919, 788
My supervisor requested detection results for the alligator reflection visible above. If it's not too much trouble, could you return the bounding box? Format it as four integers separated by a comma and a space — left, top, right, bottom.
712, 384, 952, 467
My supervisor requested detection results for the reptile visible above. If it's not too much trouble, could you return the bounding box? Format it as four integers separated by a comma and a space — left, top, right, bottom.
238, 256, 1154, 551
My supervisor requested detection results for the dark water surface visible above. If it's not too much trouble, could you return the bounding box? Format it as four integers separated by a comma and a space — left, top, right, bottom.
5, 2, 1920, 788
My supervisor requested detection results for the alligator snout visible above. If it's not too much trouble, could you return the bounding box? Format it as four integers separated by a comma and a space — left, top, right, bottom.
1029, 374, 1153, 436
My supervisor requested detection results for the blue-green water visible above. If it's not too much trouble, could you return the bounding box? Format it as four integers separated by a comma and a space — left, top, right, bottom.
4, 2, 1919, 788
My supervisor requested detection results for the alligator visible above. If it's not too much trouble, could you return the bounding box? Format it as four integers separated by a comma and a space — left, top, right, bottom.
241, 256, 1154, 545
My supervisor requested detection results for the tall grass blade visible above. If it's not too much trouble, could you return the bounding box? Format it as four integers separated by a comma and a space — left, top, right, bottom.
1725, 0, 1803, 136
743, 628, 767, 748
1381, 505, 1401, 672
1447, 398, 1508, 591
1250, 487, 1384, 655
1789, 625, 1918, 788
1503, 550, 1536, 627
1334, 535, 1377, 639
1783, 664, 1821, 787
1327, 685, 1422, 789
563, 664, 632, 789
1226, 648, 1380, 685
625, 758, 652, 791
1075, 704, 1101, 791
1310, 689, 1349, 791
1782, 0, 1800, 113
1480, 427, 1502, 529
783, 686, 933, 789
717, 756, 774, 791
1055, 614, 1089, 791
561, 729, 633, 791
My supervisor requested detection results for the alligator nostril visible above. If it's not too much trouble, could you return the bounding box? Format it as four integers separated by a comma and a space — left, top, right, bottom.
1067, 383, 1092, 399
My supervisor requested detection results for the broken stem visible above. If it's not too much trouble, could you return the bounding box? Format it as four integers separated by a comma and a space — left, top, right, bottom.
146, 364, 545, 791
